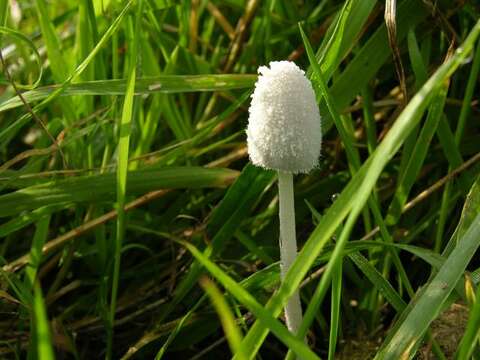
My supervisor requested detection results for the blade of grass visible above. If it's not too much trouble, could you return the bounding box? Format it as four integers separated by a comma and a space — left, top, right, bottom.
108, 1, 143, 358
455, 39, 480, 145
309, 0, 377, 81
25, 215, 50, 287
34, 0, 77, 124
34, 0, 70, 81
0, 204, 66, 238
328, 258, 342, 360
151, 295, 209, 360
0, 167, 238, 217
362, 84, 377, 154
349, 251, 406, 312
0, 74, 257, 113
407, 28, 428, 89
235, 230, 274, 265
385, 76, 450, 225
32, 283, 55, 360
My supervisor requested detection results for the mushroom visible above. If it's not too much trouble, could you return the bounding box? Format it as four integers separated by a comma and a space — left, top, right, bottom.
247, 61, 322, 334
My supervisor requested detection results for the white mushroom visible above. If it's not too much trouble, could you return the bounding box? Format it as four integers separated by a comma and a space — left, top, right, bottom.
247, 61, 322, 335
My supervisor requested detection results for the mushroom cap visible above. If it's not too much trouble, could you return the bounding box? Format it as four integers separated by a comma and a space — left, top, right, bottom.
247, 61, 322, 174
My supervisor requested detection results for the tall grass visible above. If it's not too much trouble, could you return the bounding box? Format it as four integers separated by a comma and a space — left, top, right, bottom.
1, 1, 480, 359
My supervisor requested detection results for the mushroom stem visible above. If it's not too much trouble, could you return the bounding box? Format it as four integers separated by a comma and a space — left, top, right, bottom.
278, 170, 303, 334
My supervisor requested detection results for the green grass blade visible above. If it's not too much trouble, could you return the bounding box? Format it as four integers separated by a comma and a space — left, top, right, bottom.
199, 277, 247, 360
455, 40, 480, 145
0, 204, 66, 237
235, 230, 274, 265
442, 163, 480, 259
311, 0, 376, 81
0, 0, 7, 26
349, 251, 407, 312
33, 283, 55, 360
153, 295, 208, 360
0, 167, 238, 217
109, 2, 143, 357
34, 0, 70, 81
0, 75, 257, 113
25, 215, 50, 287
362, 85, 377, 154
299, 24, 360, 169
407, 28, 428, 89
386, 78, 450, 225
34, 0, 77, 124
328, 260, 342, 360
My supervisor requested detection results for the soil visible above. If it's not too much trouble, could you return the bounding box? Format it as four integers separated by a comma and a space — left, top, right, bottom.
336, 302, 469, 359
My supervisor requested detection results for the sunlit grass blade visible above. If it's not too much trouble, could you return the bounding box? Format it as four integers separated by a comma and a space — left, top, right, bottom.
34, 0, 77, 124
25, 216, 50, 287
108, 2, 143, 358
328, 260, 342, 360
199, 277, 247, 360
386, 78, 450, 225
32, 283, 55, 360
309, 0, 376, 81
0, 75, 257, 113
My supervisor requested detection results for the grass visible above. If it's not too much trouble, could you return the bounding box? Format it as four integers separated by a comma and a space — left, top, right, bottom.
1, 1, 480, 359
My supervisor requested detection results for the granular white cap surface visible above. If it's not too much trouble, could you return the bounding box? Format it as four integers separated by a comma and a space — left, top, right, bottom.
247, 61, 322, 174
